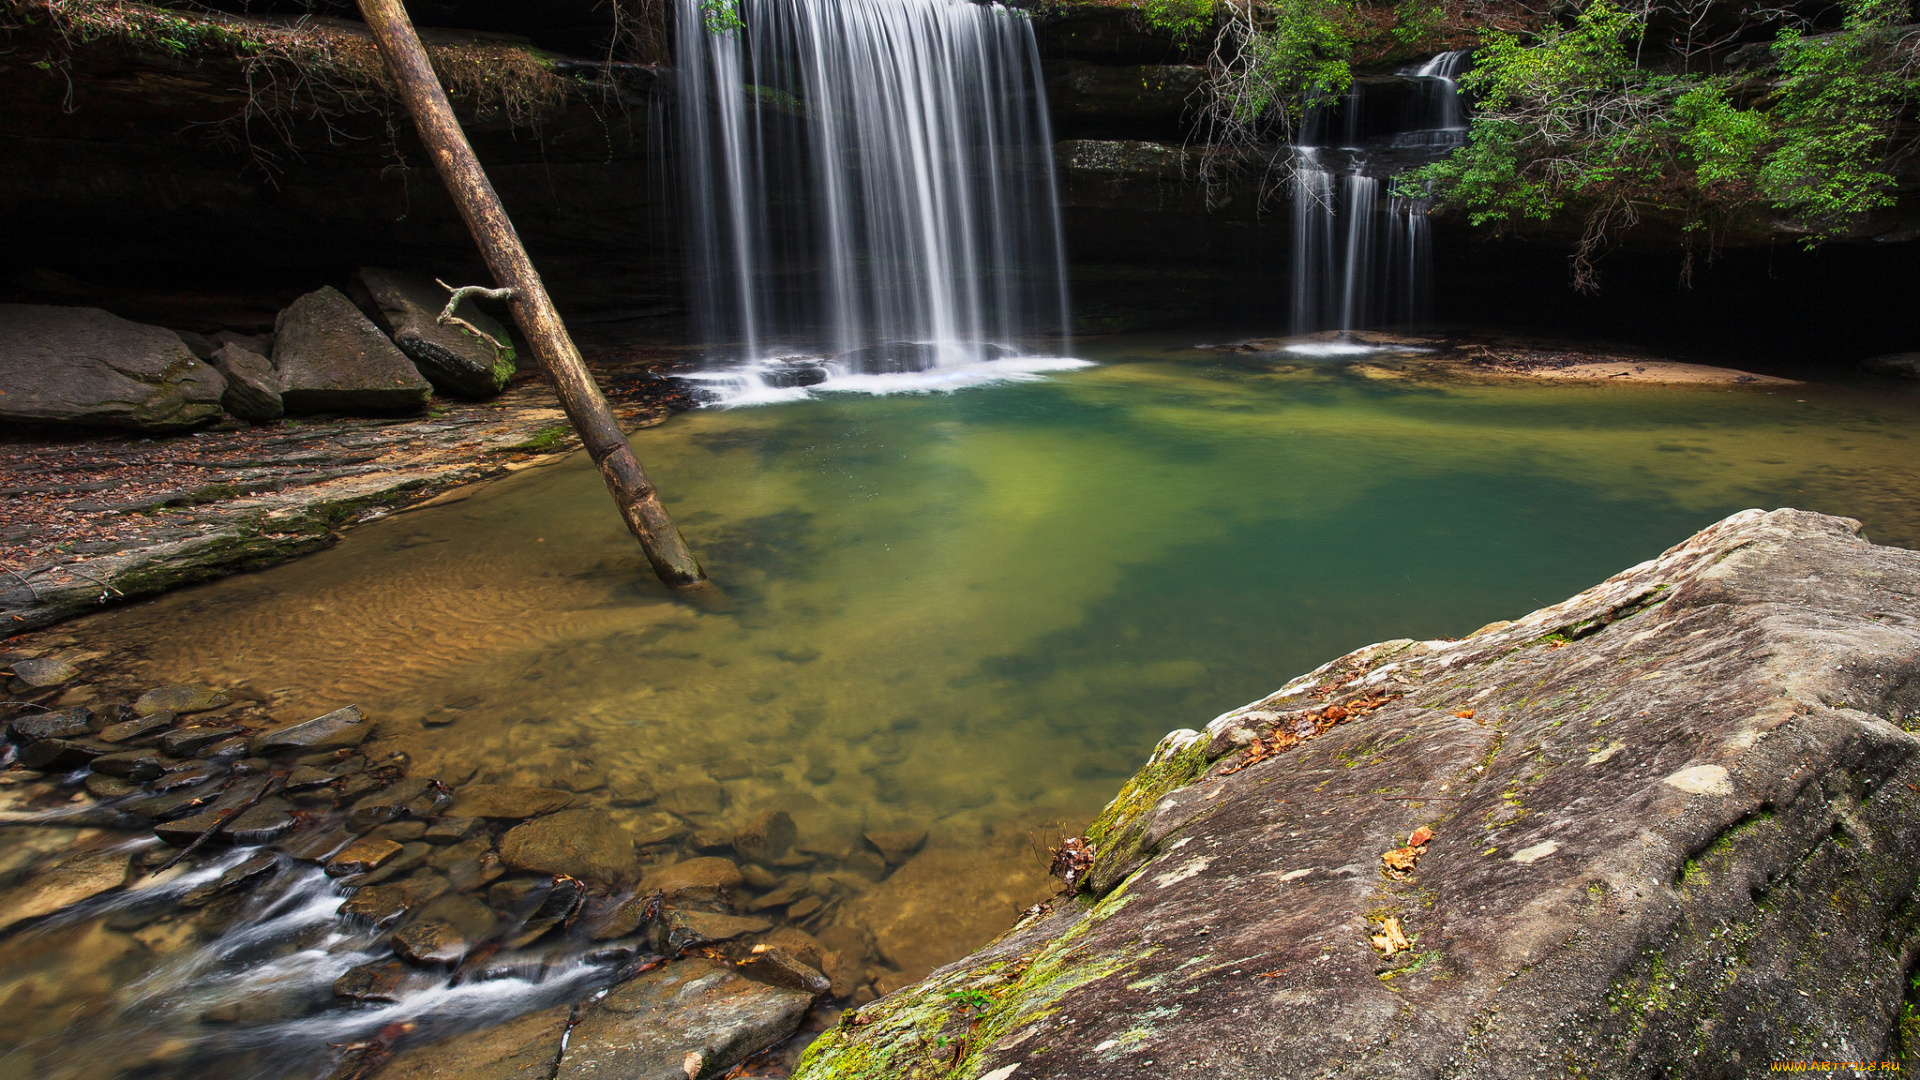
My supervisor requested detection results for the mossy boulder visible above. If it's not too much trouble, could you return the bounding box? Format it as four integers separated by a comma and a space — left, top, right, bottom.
0, 304, 226, 430
357, 267, 515, 399
797, 509, 1920, 1079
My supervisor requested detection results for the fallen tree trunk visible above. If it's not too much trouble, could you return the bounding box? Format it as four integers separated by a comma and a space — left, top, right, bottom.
355, 0, 706, 588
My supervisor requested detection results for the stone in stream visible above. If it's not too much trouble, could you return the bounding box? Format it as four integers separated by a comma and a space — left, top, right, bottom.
795, 509, 1920, 1080
356, 267, 516, 399
737, 947, 831, 997
333, 961, 412, 1003
272, 286, 433, 414
206, 341, 284, 420
346, 777, 445, 831
8, 707, 94, 743
498, 809, 641, 884
622, 809, 690, 847
250, 704, 370, 754
133, 684, 229, 717
656, 909, 773, 954
0, 849, 132, 933
0, 305, 227, 431
84, 773, 138, 799
89, 747, 172, 780
554, 958, 814, 1080
7, 656, 77, 690
448, 784, 576, 820
148, 760, 224, 792
372, 820, 428, 842
278, 822, 355, 863
158, 724, 244, 758
390, 919, 471, 965
19, 736, 112, 771
96, 710, 178, 744
360, 1004, 570, 1080
326, 836, 404, 877
283, 765, 337, 792
391, 893, 497, 965
179, 851, 279, 907
744, 879, 808, 913
862, 827, 927, 866
223, 799, 299, 844
421, 816, 478, 844
347, 841, 434, 886
732, 810, 797, 864
640, 856, 743, 901
503, 875, 587, 948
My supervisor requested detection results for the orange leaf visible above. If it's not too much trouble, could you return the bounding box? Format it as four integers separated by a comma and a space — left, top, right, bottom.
1382, 846, 1419, 872
1453, 709, 1475, 719
1408, 826, 1433, 847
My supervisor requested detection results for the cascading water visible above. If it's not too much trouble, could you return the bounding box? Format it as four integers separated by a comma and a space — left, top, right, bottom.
672, 0, 1079, 401
1287, 51, 1467, 338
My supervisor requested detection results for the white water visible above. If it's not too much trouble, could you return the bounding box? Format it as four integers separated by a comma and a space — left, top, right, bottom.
674, 0, 1073, 402
1288, 51, 1466, 334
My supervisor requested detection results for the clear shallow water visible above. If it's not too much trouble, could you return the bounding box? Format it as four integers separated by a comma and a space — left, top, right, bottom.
15, 335, 1920, 1076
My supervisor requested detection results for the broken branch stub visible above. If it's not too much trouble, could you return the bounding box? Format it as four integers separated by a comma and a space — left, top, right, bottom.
355, 0, 706, 588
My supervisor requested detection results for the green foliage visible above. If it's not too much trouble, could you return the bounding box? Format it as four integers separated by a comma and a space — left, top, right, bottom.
1403, 0, 1920, 266
700, 0, 744, 35
1248, 0, 1356, 119
1757, 0, 1916, 233
944, 988, 996, 1009
1140, 0, 1213, 44
1390, 0, 1446, 50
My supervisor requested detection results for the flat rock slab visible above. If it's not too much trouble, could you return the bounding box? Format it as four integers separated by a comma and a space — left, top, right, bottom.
273, 286, 431, 414
798, 509, 1920, 1079
0, 849, 131, 933
847, 844, 1054, 979
558, 957, 814, 1080
0, 304, 226, 430
499, 808, 640, 884
371, 1004, 570, 1080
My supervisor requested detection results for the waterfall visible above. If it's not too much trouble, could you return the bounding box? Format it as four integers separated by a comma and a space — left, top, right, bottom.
1287, 52, 1466, 336
673, 0, 1077, 400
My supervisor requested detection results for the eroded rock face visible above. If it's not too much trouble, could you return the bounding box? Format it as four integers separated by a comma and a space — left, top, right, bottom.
272, 287, 432, 414
0, 304, 226, 430
357, 267, 516, 399
796, 508, 1920, 1079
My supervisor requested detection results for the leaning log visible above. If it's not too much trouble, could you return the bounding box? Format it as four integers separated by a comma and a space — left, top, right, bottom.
355, 0, 706, 588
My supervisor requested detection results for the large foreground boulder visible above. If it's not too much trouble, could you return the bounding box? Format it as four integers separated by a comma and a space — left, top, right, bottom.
0, 304, 226, 430
797, 508, 1920, 1079
357, 267, 516, 399
272, 286, 432, 414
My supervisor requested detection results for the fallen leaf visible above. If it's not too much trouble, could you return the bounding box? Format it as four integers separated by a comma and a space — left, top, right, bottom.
684, 1050, 706, 1079
1408, 826, 1434, 847
1453, 709, 1475, 719
1382, 846, 1419, 872
1370, 916, 1411, 955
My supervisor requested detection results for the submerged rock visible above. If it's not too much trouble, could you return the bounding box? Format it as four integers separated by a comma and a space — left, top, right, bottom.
732, 810, 797, 864
358, 267, 516, 399
133, 684, 229, 717
795, 508, 1920, 1079
450, 784, 576, 819
641, 856, 743, 900
499, 809, 640, 884
7, 656, 78, 690
0, 305, 226, 430
251, 705, 369, 754
0, 849, 132, 932
272, 287, 432, 414
861, 827, 926, 866
555, 957, 813, 1080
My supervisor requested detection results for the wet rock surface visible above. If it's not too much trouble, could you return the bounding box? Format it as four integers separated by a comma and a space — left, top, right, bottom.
796, 508, 1920, 1078
0, 304, 227, 431
499, 808, 642, 884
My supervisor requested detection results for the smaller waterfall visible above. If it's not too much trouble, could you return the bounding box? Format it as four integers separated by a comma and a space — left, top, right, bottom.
1288, 52, 1465, 335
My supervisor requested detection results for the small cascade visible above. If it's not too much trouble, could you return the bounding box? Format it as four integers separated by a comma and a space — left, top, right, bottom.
1287, 51, 1467, 336
672, 0, 1077, 402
